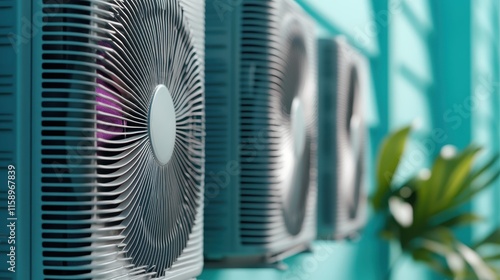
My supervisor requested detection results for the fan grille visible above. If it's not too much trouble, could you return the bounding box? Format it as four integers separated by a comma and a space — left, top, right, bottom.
238, 0, 317, 246
334, 47, 366, 235
37, 0, 204, 278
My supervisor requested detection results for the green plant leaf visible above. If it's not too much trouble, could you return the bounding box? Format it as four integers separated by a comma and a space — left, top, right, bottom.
415, 147, 495, 223
418, 146, 480, 219
453, 169, 500, 209
421, 227, 456, 247
456, 242, 497, 280
433, 213, 483, 229
483, 253, 500, 262
414, 150, 453, 223
373, 125, 412, 211
411, 247, 454, 277
418, 238, 466, 278
440, 146, 482, 207
442, 154, 500, 214
468, 153, 500, 184
473, 228, 500, 249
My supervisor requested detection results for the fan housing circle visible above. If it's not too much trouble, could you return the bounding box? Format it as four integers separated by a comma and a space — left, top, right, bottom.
280, 18, 311, 236
291, 97, 306, 157
149, 84, 176, 166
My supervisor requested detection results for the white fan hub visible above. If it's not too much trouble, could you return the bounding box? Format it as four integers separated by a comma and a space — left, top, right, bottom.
149, 84, 176, 165
291, 97, 306, 157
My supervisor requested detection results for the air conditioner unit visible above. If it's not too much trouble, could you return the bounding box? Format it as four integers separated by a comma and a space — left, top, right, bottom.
317, 37, 368, 240
1, 0, 205, 278
204, 0, 317, 266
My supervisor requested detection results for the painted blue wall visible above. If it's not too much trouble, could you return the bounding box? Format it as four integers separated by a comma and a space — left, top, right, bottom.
471, 0, 500, 242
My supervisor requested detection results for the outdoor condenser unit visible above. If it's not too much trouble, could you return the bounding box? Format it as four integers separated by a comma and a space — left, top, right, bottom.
204, 0, 318, 266
1, 0, 205, 278
317, 37, 368, 240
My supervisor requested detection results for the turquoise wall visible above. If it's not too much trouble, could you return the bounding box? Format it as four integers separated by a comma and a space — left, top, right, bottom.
201, 0, 500, 279
471, 0, 500, 241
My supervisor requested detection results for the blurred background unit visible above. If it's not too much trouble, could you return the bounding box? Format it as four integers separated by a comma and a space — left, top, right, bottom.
0, 0, 205, 279
204, 0, 318, 266
317, 37, 368, 240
